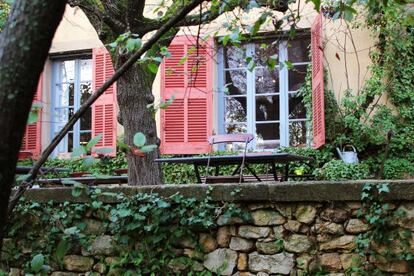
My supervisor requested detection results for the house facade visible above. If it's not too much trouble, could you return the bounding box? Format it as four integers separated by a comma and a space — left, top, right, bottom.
20, 4, 375, 158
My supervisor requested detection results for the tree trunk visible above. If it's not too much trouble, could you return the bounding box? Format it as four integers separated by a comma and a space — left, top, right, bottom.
0, 0, 66, 251
115, 55, 163, 185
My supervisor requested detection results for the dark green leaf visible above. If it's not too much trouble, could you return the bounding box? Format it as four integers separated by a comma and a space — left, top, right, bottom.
140, 145, 158, 153
31, 254, 44, 273
133, 132, 146, 147
86, 134, 102, 150
148, 62, 158, 74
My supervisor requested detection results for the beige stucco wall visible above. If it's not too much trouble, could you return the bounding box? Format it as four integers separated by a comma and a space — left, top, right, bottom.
323, 16, 376, 101
50, 6, 103, 53
43, 3, 376, 151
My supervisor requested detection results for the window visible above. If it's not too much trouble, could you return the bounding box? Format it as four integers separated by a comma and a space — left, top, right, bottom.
218, 37, 310, 149
51, 57, 93, 155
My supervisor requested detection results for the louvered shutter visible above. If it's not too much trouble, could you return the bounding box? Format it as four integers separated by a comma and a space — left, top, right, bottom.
20, 76, 43, 159
92, 48, 117, 155
311, 14, 325, 149
160, 36, 213, 154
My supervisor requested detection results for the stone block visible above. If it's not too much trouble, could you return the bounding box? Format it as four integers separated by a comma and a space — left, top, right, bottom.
295, 205, 317, 224
81, 235, 115, 256
320, 208, 349, 223
320, 235, 356, 251
251, 210, 285, 226
345, 219, 369, 234
248, 252, 294, 274
256, 241, 282, 254
320, 253, 342, 271
284, 234, 313, 253
312, 222, 344, 235
204, 248, 237, 276
63, 255, 94, 272
229, 237, 255, 252
283, 220, 302, 233
217, 226, 235, 247
199, 233, 218, 252
237, 253, 248, 270
239, 226, 271, 239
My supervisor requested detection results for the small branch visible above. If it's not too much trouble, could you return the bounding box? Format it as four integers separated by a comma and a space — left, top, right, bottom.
8, 0, 207, 213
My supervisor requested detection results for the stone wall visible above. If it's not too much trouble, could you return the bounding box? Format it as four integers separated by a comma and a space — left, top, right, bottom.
4, 180, 414, 275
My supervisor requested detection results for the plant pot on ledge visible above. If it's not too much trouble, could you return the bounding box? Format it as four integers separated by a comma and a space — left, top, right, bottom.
69, 172, 89, 177
114, 168, 128, 175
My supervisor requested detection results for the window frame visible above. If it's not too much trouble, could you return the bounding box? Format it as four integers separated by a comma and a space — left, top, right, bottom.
50, 55, 92, 156
217, 36, 310, 149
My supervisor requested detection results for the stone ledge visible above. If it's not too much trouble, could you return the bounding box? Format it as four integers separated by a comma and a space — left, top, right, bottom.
21, 180, 414, 203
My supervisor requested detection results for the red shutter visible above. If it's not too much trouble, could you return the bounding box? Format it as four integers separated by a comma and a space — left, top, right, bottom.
92, 48, 117, 155
160, 36, 213, 154
20, 76, 43, 159
311, 14, 325, 149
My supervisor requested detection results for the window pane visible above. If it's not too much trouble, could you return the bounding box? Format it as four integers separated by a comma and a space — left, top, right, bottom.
80, 59, 92, 81
288, 65, 307, 91
289, 93, 306, 119
225, 97, 247, 123
57, 83, 74, 107
287, 38, 311, 63
223, 45, 246, 69
289, 121, 307, 147
256, 123, 280, 141
80, 132, 92, 147
81, 109, 92, 131
60, 60, 75, 83
225, 123, 247, 134
68, 132, 74, 152
255, 67, 279, 94
224, 69, 247, 95
254, 40, 279, 67
256, 95, 280, 121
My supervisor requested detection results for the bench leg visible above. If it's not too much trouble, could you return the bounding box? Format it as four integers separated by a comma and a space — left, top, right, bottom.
194, 164, 202, 183
245, 164, 261, 182
283, 163, 289, 182
271, 162, 279, 181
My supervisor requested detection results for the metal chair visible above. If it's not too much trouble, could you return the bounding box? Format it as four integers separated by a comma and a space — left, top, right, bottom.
204, 134, 254, 184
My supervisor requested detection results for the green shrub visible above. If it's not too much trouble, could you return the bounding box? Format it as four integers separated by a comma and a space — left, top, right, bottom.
314, 160, 370, 180
383, 158, 414, 179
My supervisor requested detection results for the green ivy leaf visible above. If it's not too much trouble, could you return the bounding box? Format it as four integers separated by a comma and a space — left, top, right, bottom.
71, 146, 86, 158
31, 253, 44, 273
140, 145, 158, 153
148, 63, 159, 74
378, 183, 390, 194
133, 132, 146, 147
27, 110, 39, 125
86, 134, 102, 150
82, 156, 95, 168
71, 183, 86, 198
125, 38, 142, 52
54, 239, 70, 265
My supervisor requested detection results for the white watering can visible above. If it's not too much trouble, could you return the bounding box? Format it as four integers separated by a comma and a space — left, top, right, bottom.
336, 145, 359, 164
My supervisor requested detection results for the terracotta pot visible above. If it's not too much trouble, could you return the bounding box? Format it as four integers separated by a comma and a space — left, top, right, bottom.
114, 168, 128, 175
69, 172, 88, 177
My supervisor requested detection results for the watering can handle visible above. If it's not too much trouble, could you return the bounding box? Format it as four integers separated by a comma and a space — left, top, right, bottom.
336, 147, 343, 158
343, 145, 357, 152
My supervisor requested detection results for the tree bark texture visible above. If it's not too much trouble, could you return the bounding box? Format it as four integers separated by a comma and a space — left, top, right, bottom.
115, 56, 163, 185
0, 0, 66, 250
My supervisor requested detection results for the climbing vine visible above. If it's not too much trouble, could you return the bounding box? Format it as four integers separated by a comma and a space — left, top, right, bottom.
350, 183, 413, 274
2, 188, 247, 275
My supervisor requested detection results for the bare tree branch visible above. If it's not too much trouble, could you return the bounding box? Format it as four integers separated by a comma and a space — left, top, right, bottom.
67, 0, 126, 38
